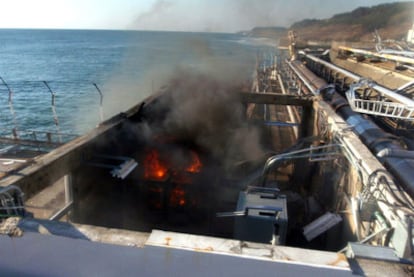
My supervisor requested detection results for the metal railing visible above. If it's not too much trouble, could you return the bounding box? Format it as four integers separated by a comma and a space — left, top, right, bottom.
346, 82, 414, 121
260, 144, 343, 187
300, 51, 414, 107
0, 78, 105, 147
0, 185, 25, 218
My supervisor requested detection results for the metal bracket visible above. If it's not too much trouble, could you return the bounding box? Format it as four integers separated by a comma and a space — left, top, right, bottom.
85, 154, 138, 179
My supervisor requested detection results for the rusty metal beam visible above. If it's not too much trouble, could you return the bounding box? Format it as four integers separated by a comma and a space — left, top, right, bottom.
238, 92, 314, 106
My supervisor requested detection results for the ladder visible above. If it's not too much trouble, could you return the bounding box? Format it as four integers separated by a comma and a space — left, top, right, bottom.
346, 82, 414, 121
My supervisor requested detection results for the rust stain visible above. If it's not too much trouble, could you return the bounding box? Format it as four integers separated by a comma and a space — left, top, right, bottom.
194, 246, 214, 252
328, 253, 347, 266
165, 237, 172, 246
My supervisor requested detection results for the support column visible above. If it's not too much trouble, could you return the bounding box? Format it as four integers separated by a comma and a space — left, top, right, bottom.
299, 105, 315, 139
49, 173, 74, 221
293, 104, 317, 189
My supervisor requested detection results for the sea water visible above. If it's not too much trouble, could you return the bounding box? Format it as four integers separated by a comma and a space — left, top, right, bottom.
0, 29, 275, 139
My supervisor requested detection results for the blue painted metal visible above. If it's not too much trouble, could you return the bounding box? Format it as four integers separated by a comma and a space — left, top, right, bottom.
0, 231, 354, 277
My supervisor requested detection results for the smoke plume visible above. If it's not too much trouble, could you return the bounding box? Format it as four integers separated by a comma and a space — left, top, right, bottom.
100, 31, 256, 120
97, 27, 265, 172
135, 0, 173, 23
128, 0, 364, 33
141, 67, 265, 171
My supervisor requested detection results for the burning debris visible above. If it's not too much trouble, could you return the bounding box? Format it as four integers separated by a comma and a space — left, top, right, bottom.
139, 69, 266, 173
142, 146, 204, 211
185, 151, 202, 173
130, 69, 267, 214
143, 147, 202, 183
144, 149, 168, 181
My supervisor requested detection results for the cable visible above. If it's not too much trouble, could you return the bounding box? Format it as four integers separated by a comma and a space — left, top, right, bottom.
368, 169, 414, 210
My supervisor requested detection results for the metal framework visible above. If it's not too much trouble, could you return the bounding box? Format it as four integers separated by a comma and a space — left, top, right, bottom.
346, 80, 414, 120
300, 52, 414, 122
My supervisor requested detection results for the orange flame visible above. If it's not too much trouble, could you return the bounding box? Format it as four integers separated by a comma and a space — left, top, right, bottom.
169, 186, 186, 207
144, 148, 202, 183
144, 149, 168, 181
186, 151, 202, 173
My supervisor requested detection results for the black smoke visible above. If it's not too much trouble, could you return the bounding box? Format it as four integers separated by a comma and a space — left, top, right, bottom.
140, 67, 265, 172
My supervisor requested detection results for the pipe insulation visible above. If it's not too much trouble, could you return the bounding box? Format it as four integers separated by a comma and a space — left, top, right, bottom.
289, 58, 414, 200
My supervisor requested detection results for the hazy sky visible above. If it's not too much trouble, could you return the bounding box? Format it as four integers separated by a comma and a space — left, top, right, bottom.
0, 0, 406, 32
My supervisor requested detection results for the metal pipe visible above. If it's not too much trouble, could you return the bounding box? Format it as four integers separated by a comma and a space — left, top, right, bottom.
260, 144, 341, 187
287, 60, 318, 94
338, 226, 390, 253
49, 201, 73, 221
328, 92, 414, 199
93, 83, 104, 122
377, 149, 414, 159
0, 76, 19, 138
290, 60, 328, 94
0, 158, 26, 163
284, 55, 414, 200
64, 174, 73, 205
43, 81, 62, 143
299, 51, 360, 80
397, 79, 414, 91
301, 52, 414, 107
339, 45, 414, 65
50, 174, 74, 221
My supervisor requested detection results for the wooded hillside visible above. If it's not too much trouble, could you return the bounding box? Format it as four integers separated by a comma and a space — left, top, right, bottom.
292, 1, 414, 41
249, 1, 414, 42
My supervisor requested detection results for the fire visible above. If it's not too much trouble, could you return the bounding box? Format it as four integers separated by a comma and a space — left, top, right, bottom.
169, 185, 186, 207
186, 151, 202, 173
143, 148, 203, 210
143, 147, 203, 186
144, 149, 168, 181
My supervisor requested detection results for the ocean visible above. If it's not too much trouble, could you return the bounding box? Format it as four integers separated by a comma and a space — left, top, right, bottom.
0, 29, 275, 141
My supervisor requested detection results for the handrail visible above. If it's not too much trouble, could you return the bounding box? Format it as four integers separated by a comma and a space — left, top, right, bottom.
260, 144, 342, 187
301, 51, 414, 107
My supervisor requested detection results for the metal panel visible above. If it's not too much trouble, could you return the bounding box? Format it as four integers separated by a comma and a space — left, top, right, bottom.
147, 230, 351, 270
234, 190, 288, 244
346, 243, 400, 262
0, 231, 355, 277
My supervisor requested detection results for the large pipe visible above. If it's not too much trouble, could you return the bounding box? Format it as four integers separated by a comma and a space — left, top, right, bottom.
290, 57, 414, 200
339, 46, 414, 66
377, 149, 414, 159
287, 60, 326, 94
301, 52, 414, 107
328, 93, 414, 196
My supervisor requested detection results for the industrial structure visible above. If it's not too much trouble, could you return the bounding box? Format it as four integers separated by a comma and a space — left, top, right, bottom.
1, 34, 414, 276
